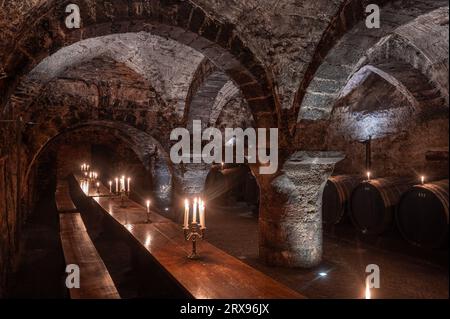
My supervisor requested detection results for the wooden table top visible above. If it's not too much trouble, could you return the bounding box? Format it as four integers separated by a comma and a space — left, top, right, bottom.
74, 175, 303, 299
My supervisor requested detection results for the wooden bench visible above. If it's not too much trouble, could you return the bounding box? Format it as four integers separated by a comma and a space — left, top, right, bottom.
55, 182, 77, 213
57, 181, 120, 299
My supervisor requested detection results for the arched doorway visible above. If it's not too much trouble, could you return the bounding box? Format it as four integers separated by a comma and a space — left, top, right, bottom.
203, 163, 260, 260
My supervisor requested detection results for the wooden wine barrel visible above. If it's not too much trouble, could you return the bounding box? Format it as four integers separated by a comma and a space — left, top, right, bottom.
350, 177, 417, 235
204, 166, 248, 202
397, 179, 449, 248
322, 175, 361, 224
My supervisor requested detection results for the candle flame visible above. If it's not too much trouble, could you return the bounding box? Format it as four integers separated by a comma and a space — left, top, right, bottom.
421, 176, 425, 184
365, 284, 371, 299
146, 200, 151, 207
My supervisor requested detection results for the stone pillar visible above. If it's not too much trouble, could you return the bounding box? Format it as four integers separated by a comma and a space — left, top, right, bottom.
259, 151, 344, 268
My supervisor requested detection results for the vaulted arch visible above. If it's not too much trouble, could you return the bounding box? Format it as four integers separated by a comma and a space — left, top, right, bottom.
0, 0, 277, 128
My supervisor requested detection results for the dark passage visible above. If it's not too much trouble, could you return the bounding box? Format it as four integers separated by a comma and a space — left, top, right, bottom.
7, 191, 67, 298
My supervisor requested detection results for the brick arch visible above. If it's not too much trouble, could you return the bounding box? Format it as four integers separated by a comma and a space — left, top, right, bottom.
1, 0, 277, 128
292, 0, 448, 131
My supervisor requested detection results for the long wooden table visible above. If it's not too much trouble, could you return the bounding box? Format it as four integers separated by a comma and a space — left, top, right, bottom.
74, 175, 303, 299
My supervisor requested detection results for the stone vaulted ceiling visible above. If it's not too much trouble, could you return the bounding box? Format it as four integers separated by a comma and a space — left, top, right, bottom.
0, 0, 448, 147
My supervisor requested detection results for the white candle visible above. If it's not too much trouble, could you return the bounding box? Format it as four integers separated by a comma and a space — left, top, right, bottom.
146, 200, 151, 213
365, 283, 371, 299
199, 199, 206, 229
115, 178, 119, 192
367, 171, 371, 181
127, 178, 131, 192
121, 176, 125, 192
193, 197, 198, 224
184, 199, 190, 228
109, 181, 112, 193
421, 176, 425, 185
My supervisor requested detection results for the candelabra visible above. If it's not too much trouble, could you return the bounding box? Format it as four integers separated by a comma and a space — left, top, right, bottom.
116, 189, 129, 208
184, 222, 206, 259
183, 197, 206, 259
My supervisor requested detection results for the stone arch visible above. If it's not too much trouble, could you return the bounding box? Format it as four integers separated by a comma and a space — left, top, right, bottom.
186, 70, 231, 130
1, 0, 276, 127
23, 120, 174, 211
16, 54, 185, 153
5, 33, 204, 121
209, 80, 241, 126
354, 8, 449, 104
293, 1, 448, 128
340, 64, 427, 111
184, 57, 217, 123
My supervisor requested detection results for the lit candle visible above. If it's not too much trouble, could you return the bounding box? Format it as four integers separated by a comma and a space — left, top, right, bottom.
367, 171, 371, 181
221, 162, 224, 170
115, 177, 119, 193
421, 176, 425, 185
146, 200, 151, 213
365, 283, 371, 299
109, 181, 112, 193
121, 176, 125, 192
127, 177, 131, 193
199, 199, 206, 229
193, 197, 198, 224
184, 199, 190, 229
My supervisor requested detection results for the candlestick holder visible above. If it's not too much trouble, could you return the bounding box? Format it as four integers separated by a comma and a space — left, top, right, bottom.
119, 190, 130, 208
183, 223, 206, 259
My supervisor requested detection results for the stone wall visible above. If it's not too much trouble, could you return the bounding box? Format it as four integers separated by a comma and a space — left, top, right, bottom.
327, 75, 449, 178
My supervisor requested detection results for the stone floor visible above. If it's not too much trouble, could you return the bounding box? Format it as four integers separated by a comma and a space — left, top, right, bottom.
205, 201, 449, 299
